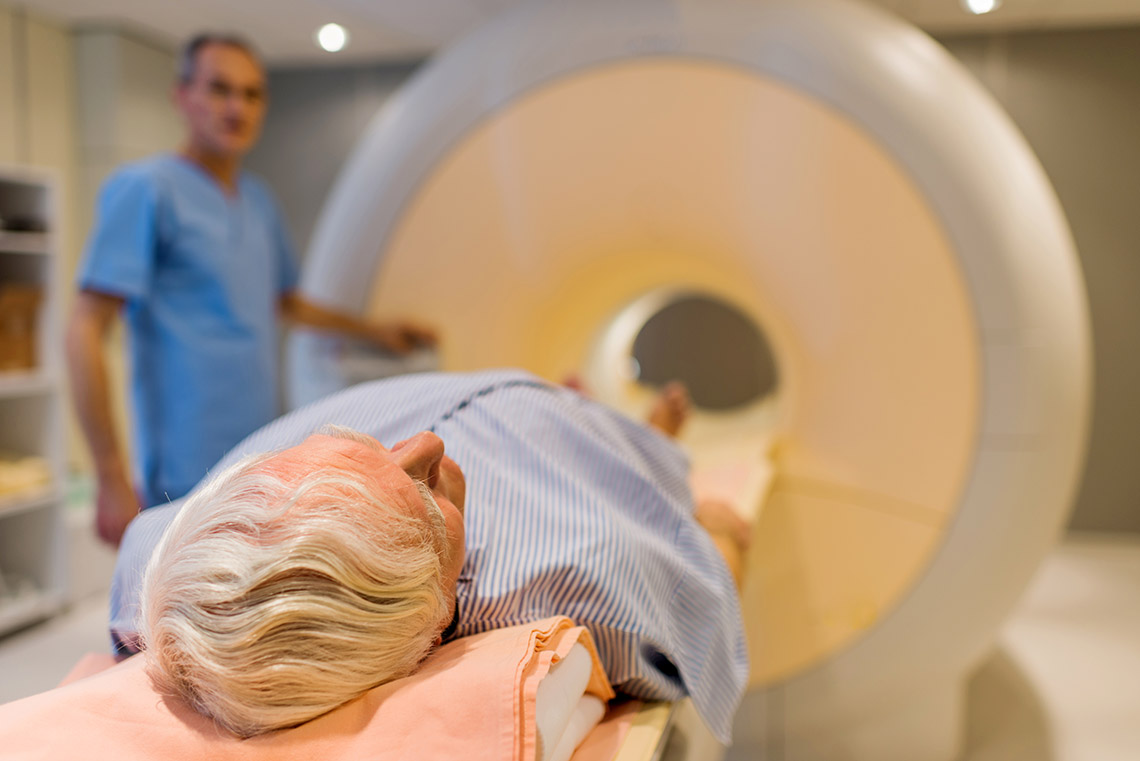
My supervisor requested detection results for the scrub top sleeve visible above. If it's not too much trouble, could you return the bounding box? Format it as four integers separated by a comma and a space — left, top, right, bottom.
77, 168, 160, 301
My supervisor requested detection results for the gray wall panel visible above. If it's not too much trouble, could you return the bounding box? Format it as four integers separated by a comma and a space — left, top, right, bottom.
941, 28, 1140, 532
246, 61, 422, 258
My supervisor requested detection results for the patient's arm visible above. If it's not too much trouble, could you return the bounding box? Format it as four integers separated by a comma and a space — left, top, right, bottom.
644, 382, 750, 584
694, 498, 751, 588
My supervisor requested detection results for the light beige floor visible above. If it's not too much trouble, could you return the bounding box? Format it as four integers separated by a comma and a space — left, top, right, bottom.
961, 533, 1140, 761
1, 533, 1138, 760
0, 589, 110, 701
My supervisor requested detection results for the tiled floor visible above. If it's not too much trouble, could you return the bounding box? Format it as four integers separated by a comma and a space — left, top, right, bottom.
1, 533, 1138, 760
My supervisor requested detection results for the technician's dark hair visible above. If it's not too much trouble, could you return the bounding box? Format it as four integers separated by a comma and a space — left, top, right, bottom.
178, 33, 263, 84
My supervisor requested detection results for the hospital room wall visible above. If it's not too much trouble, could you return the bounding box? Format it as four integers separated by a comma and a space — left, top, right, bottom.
0, 5, 80, 470
0, 6, 78, 319
938, 28, 1140, 534
245, 61, 422, 260
0, 7, 74, 200
246, 26, 1140, 534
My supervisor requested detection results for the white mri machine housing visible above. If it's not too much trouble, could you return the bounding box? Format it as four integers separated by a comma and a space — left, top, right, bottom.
292, 0, 1091, 759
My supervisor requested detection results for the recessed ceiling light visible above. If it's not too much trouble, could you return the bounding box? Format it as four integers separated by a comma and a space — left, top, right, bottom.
962, 0, 1002, 14
316, 23, 349, 53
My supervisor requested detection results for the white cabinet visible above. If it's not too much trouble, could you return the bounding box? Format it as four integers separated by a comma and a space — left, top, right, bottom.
0, 166, 66, 636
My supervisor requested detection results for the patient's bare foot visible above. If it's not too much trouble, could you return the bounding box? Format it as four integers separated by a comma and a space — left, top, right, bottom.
648, 382, 690, 438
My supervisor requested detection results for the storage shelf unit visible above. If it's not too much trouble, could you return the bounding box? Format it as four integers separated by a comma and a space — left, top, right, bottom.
0, 166, 66, 637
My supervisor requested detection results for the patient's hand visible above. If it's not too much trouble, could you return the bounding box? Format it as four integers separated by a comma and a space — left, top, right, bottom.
647, 382, 690, 438
695, 499, 751, 550
695, 499, 751, 587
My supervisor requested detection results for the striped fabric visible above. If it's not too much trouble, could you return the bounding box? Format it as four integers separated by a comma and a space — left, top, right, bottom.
110, 369, 747, 742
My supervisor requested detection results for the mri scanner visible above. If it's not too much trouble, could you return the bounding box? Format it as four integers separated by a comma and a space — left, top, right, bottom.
290, 0, 1092, 758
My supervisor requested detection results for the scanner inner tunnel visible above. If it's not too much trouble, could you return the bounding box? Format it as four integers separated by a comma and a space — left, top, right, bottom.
364, 59, 980, 684
630, 292, 779, 411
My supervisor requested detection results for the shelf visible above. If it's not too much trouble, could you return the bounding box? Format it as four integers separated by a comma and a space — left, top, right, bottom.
0, 168, 66, 623
0, 371, 56, 398
0, 586, 63, 637
0, 488, 58, 519
0, 231, 50, 255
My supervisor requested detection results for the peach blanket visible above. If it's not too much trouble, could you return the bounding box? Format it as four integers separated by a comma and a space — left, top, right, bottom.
0, 616, 614, 761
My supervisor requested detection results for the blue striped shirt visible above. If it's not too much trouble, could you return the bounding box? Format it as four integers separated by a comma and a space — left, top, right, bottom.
110, 369, 747, 742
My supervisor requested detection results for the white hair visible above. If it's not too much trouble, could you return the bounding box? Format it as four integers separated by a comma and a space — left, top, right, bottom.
139, 430, 452, 737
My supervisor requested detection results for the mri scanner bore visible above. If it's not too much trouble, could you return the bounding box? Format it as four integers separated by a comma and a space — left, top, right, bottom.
295, 1, 1091, 758
314, 52, 982, 686
630, 292, 779, 411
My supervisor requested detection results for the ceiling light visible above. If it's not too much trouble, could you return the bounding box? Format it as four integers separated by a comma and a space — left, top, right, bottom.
962, 0, 1002, 14
316, 23, 349, 53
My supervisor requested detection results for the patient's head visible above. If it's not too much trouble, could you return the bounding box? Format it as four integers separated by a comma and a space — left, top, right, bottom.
139, 426, 467, 737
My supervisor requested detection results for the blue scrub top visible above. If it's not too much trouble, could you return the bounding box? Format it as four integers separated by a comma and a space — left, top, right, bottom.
78, 155, 300, 507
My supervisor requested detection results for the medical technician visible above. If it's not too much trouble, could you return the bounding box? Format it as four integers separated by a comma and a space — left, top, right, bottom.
66, 33, 435, 547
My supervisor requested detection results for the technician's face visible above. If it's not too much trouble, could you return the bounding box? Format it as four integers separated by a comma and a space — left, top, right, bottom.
278, 432, 467, 592
176, 43, 267, 159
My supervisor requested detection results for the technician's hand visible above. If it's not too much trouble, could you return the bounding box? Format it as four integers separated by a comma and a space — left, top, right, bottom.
370, 321, 439, 355
94, 472, 141, 547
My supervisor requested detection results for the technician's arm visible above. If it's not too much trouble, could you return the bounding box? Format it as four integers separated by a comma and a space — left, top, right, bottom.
66, 290, 140, 547
279, 292, 438, 355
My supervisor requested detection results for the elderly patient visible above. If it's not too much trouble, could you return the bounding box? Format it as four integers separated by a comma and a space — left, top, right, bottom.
114, 369, 749, 743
